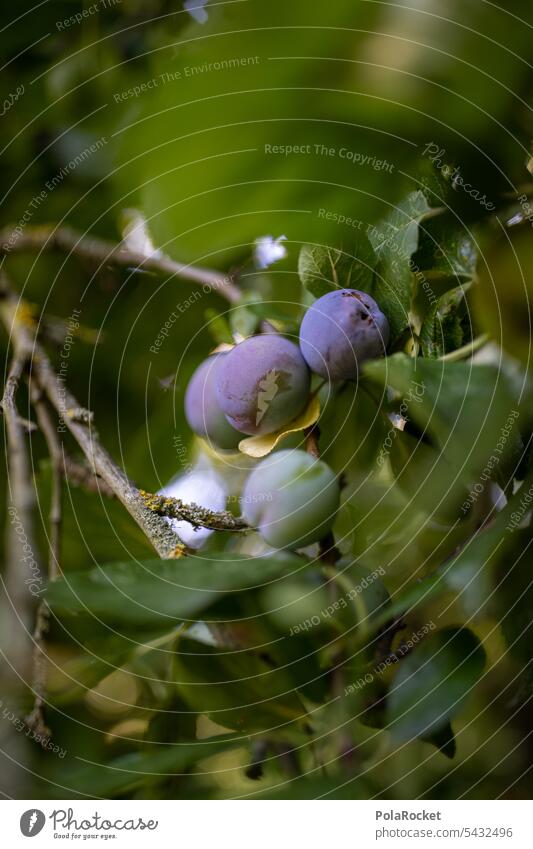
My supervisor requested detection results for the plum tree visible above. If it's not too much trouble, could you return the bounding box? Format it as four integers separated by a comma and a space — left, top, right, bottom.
299, 289, 389, 380
242, 449, 340, 549
184, 354, 243, 449
215, 335, 311, 435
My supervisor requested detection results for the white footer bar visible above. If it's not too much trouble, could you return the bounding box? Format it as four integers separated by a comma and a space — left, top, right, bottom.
3, 799, 530, 848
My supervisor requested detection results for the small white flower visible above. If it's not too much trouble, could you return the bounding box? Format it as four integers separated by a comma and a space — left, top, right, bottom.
120, 209, 162, 259
158, 468, 227, 549
254, 234, 287, 269
187, 621, 219, 645
184, 0, 209, 25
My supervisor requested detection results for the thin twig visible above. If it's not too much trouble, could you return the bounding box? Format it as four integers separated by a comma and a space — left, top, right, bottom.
34, 351, 188, 558
0, 322, 39, 639
23, 388, 64, 739
0, 300, 49, 737
1, 276, 248, 555
24, 602, 51, 740
16, 415, 38, 433
0, 224, 242, 304
63, 455, 114, 497
30, 390, 62, 579
0, 276, 186, 559
139, 491, 250, 532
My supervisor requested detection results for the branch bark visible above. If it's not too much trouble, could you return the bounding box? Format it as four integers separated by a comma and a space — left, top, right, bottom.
0, 306, 39, 639
23, 389, 65, 739
0, 289, 42, 733
31, 391, 62, 580
0, 276, 186, 559
62, 454, 115, 497
0, 224, 242, 304
139, 491, 249, 532
0, 274, 250, 558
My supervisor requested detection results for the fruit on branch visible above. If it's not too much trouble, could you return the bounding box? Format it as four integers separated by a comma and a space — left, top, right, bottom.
299, 289, 389, 381
184, 354, 243, 449
242, 449, 340, 549
215, 335, 311, 436
158, 467, 228, 548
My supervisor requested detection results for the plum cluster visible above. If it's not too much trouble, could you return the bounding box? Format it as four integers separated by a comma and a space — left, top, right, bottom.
182, 288, 388, 549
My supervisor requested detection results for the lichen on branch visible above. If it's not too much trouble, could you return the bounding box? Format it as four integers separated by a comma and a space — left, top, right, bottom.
139, 490, 250, 532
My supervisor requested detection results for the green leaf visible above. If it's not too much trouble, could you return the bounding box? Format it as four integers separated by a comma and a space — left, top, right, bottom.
414, 216, 478, 286
368, 191, 431, 342
47, 552, 306, 629
475, 224, 533, 364
229, 292, 262, 337
388, 431, 468, 521
205, 308, 234, 345
365, 471, 533, 634
419, 287, 469, 359
51, 634, 150, 704
245, 300, 301, 335
298, 236, 376, 299
365, 353, 518, 489
62, 736, 243, 798
174, 637, 307, 733
495, 528, 533, 702
319, 381, 388, 473
498, 531, 533, 664
387, 627, 486, 742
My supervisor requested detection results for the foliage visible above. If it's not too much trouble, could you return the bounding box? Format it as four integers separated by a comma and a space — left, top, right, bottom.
1, 0, 533, 803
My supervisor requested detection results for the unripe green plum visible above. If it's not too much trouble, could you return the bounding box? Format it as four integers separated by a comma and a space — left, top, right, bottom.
242, 449, 340, 549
